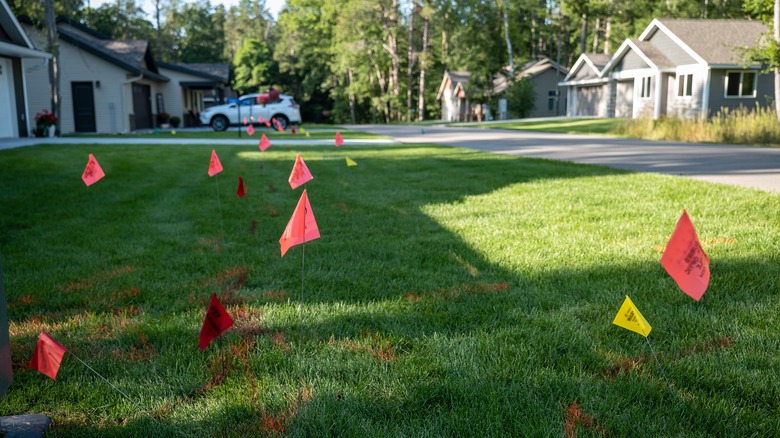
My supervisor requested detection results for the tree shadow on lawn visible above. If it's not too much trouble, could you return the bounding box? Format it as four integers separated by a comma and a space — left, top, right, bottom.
2, 144, 779, 435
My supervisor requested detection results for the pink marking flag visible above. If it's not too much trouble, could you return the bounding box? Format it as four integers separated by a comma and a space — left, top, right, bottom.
273, 118, 284, 132
81, 154, 105, 186
237, 176, 246, 198
288, 153, 313, 190
199, 293, 234, 350
660, 210, 710, 301
280, 189, 320, 257
258, 134, 271, 151
29, 331, 67, 380
243, 117, 248, 125
259, 116, 271, 127
247, 124, 255, 136
334, 131, 344, 147
208, 149, 223, 177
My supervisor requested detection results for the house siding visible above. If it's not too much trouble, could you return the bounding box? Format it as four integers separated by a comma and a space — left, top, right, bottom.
615, 80, 634, 117
573, 84, 607, 117
708, 69, 774, 115
571, 65, 599, 81
644, 29, 697, 65
530, 68, 565, 117
614, 50, 650, 72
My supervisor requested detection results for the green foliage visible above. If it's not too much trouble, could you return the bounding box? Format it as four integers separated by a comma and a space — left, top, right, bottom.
232, 38, 277, 95
504, 78, 536, 119
84, 1, 154, 41
168, 116, 180, 128
1, 142, 779, 435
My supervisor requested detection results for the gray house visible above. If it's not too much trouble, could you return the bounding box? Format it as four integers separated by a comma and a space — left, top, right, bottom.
561, 18, 773, 119
0, 0, 49, 138
438, 58, 568, 121
156, 62, 229, 127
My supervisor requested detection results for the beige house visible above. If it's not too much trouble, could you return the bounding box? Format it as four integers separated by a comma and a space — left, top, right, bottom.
436, 71, 471, 122
0, 0, 50, 138
24, 17, 169, 134
157, 63, 228, 127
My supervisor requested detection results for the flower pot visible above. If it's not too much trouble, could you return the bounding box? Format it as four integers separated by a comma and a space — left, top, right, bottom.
47, 126, 56, 138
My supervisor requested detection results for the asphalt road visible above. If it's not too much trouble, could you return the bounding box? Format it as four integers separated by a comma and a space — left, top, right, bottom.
345, 124, 780, 193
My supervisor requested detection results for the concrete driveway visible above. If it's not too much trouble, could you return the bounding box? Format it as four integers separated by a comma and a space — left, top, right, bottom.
345, 124, 780, 193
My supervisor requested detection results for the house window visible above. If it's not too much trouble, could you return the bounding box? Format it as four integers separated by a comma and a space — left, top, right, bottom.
726, 71, 756, 97
548, 90, 557, 111
677, 74, 693, 97
640, 76, 652, 99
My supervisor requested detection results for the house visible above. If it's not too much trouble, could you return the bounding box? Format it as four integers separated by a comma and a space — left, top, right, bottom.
157, 62, 229, 127
560, 19, 773, 119
437, 71, 471, 122
0, 0, 50, 138
437, 58, 569, 122
23, 17, 172, 134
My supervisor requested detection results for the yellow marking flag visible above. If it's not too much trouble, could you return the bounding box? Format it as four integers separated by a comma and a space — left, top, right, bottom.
345, 157, 358, 167
305, 132, 310, 138
613, 296, 652, 337
300, 127, 306, 133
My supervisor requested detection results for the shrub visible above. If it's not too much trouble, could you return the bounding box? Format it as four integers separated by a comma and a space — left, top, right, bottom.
169, 116, 181, 128
156, 112, 170, 125
505, 79, 536, 119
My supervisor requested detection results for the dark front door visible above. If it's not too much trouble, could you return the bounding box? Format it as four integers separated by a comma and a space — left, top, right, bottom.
132, 83, 153, 129
72, 82, 96, 132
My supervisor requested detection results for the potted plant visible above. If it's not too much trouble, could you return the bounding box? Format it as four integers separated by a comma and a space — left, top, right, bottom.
34, 110, 57, 137
156, 112, 171, 128
169, 116, 181, 128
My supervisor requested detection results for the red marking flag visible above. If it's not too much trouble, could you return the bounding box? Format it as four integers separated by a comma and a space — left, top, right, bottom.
288, 153, 313, 189
258, 134, 271, 151
29, 331, 67, 380
208, 149, 223, 177
81, 154, 105, 186
660, 210, 710, 301
280, 189, 320, 256
334, 131, 344, 147
199, 293, 234, 350
247, 124, 255, 136
237, 176, 246, 198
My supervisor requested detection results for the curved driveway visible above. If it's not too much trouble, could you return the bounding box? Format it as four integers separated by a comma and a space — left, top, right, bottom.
345, 124, 780, 193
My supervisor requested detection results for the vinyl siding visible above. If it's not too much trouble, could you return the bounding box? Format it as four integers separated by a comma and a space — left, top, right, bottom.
574, 84, 606, 117
614, 50, 650, 72
644, 29, 697, 66
529, 69, 565, 117
571, 64, 599, 81
708, 69, 774, 114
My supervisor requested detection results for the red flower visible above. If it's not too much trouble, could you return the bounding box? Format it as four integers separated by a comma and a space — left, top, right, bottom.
34, 110, 58, 126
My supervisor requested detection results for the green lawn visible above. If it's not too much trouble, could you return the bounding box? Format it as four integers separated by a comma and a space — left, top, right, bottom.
468, 118, 621, 135
65, 128, 386, 141
1, 142, 779, 436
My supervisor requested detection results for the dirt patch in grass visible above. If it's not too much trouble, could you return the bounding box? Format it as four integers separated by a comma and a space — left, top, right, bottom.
328, 334, 397, 363
264, 291, 287, 301
62, 266, 135, 292
259, 204, 279, 217
9, 294, 36, 308
270, 332, 291, 353
405, 282, 509, 302
200, 266, 249, 299
112, 333, 157, 362
564, 401, 605, 438
259, 385, 314, 435
332, 202, 349, 214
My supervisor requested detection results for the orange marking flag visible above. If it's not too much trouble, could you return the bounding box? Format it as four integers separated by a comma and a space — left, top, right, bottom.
258, 134, 271, 151
199, 293, 234, 350
29, 331, 67, 380
237, 176, 246, 198
81, 154, 105, 186
208, 149, 223, 177
288, 153, 313, 190
280, 189, 320, 257
612, 296, 652, 337
243, 117, 248, 125
259, 116, 271, 127
247, 124, 255, 136
334, 131, 344, 147
660, 210, 710, 301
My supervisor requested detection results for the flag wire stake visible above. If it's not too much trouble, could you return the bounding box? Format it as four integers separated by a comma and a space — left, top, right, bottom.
69, 351, 142, 410
298, 196, 307, 402
644, 336, 671, 388
214, 173, 226, 245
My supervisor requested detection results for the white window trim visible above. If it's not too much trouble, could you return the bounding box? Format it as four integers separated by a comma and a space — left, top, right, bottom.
677, 73, 694, 98
639, 76, 652, 100
724, 70, 757, 99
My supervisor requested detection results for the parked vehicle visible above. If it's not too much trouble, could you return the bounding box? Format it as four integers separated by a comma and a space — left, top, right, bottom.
200, 93, 302, 131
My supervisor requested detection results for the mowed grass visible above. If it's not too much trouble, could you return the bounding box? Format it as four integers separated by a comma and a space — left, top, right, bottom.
465, 118, 621, 135
0, 141, 779, 436
66, 128, 386, 141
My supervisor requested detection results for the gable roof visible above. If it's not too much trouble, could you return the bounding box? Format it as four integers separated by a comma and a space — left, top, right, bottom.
562, 53, 610, 83
601, 38, 677, 75
0, 0, 49, 58
436, 71, 470, 100
57, 25, 168, 81
640, 18, 767, 66
157, 62, 229, 83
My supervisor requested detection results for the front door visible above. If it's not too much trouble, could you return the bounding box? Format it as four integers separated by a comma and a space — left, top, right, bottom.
132, 83, 153, 129
72, 82, 96, 132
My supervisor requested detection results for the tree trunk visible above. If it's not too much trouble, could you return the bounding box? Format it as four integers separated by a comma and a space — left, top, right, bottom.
580, 13, 587, 55
418, 10, 429, 122
44, 0, 59, 136
593, 17, 599, 53
775, 0, 780, 120
530, 8, 537, 59
604, 18, 611, 54
348, 68, 357, 124
407, 4, 415, 122
381, 0, 400, 121
501, 1, 513, 77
